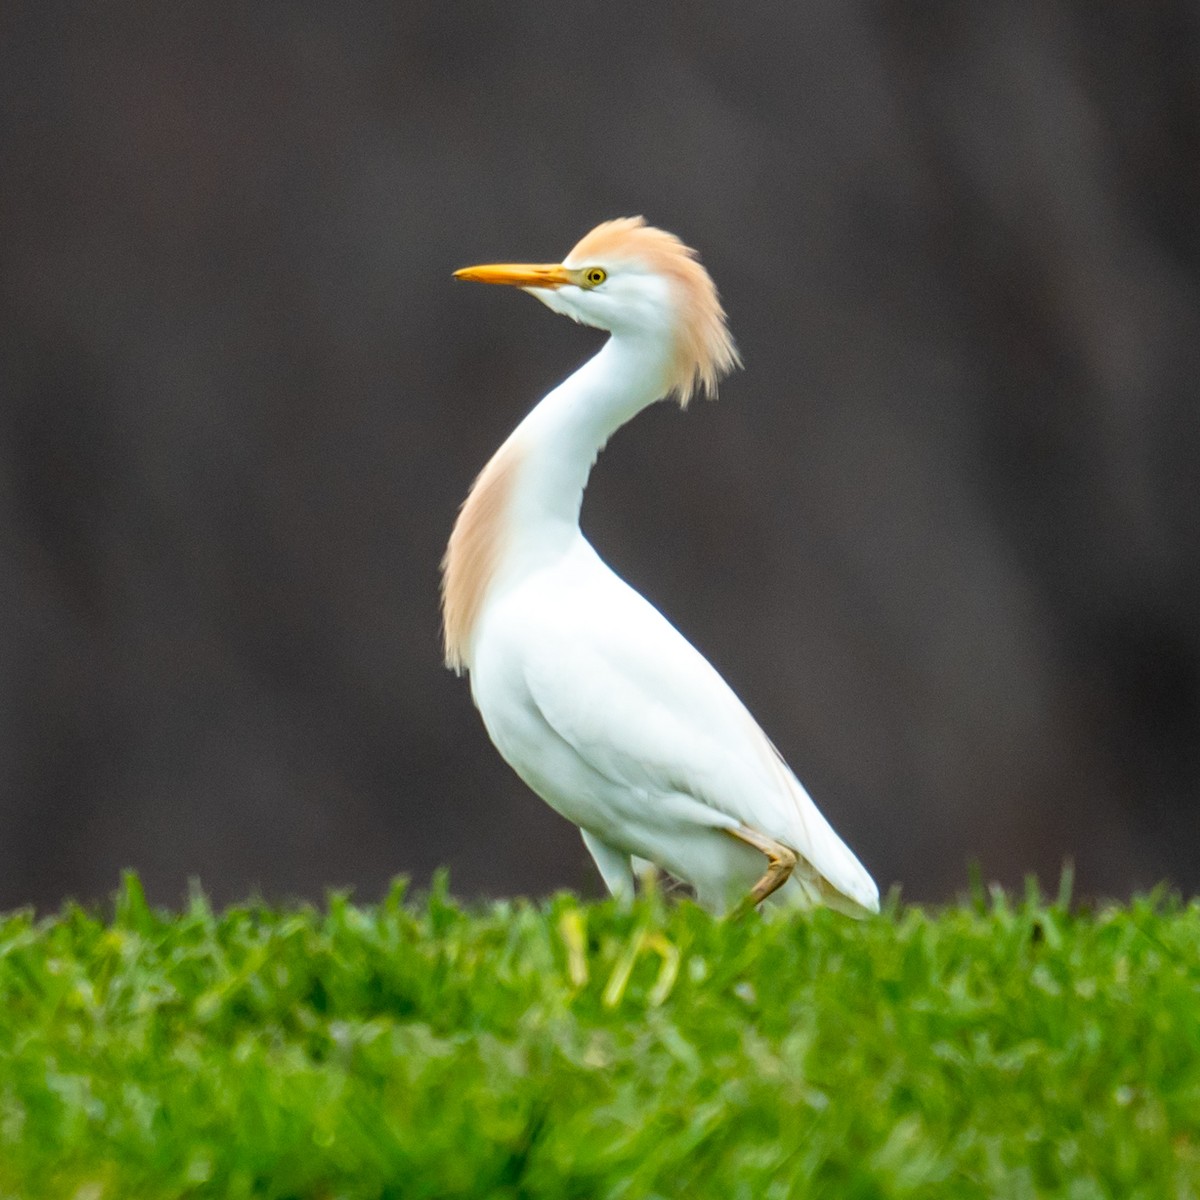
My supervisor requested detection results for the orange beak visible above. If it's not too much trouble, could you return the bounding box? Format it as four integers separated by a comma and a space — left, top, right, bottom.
453, 262, 574, 289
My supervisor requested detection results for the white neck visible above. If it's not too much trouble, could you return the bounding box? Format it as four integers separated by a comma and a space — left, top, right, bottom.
441, 328, 673, 673
502, 332, 672, 560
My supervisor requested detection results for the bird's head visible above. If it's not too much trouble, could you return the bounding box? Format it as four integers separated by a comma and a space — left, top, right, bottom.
455, 216, 740, 405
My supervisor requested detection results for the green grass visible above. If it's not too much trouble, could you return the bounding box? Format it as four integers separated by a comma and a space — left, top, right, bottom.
0, 873, 1197, 1199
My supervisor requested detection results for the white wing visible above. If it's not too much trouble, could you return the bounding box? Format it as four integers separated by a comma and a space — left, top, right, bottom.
511, 545, 879, 913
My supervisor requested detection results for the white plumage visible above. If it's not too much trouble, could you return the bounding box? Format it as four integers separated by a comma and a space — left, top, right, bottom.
445, 218, 878, 916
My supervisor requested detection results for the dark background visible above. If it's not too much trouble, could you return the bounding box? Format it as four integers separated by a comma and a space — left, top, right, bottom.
2, 1, 1197, 910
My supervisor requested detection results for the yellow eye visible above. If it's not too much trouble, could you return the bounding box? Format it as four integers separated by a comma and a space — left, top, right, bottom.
583, 267, 607, 287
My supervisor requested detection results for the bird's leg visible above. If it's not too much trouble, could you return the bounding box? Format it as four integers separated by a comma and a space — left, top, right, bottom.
581, 829, 635, 902
723, 825, 798, 916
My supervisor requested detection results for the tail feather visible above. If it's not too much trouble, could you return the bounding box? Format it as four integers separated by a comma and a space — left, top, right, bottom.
757, 737, 880, 914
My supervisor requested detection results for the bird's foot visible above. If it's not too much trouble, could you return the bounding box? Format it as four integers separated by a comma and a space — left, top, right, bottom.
724, 825, 798, 918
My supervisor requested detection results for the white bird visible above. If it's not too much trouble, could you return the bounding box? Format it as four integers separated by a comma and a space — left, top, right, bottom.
443, 217, 878, 916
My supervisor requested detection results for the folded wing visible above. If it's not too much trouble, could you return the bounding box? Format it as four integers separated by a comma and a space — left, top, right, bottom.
519, 561, 879, 914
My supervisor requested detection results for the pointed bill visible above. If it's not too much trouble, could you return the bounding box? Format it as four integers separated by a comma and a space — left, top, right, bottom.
453, 262, 573, 289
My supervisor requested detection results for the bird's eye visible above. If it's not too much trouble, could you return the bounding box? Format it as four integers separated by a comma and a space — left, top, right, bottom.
583, 267, 607, 288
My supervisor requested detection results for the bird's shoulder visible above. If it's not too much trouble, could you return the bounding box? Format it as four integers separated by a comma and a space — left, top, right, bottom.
490, 542, 743, 715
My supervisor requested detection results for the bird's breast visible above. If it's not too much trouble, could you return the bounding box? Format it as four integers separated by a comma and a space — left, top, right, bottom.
467, 551, 640, 827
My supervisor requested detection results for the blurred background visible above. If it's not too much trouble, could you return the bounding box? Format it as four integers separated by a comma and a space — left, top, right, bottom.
1, 1, 1197, 910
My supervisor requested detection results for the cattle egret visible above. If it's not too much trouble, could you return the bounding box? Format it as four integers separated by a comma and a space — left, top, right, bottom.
444, 217, 878, 916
